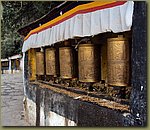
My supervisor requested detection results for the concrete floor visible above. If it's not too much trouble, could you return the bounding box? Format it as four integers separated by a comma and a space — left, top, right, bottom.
1, 72, 30, 126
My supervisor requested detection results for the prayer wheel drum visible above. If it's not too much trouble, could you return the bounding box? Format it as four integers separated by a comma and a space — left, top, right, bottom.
45, 48, 57, 76
36, 52, 44, 75
107, 36, 129, 86
59, 47, 75, 79
78, 42, 101, 82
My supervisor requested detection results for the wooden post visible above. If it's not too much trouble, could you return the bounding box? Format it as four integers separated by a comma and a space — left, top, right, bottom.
101, 42, 107, 83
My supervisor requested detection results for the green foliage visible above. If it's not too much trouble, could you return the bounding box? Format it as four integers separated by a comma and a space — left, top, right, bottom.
1, 1, 60, 59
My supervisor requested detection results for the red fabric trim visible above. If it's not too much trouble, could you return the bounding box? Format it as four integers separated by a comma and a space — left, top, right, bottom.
24, 1, 126, 41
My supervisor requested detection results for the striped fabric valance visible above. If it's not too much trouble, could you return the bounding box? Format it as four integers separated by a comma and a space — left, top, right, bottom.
22, 1, 134, 52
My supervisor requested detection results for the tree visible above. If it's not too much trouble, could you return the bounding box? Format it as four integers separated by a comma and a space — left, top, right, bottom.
1, 1, 61, 58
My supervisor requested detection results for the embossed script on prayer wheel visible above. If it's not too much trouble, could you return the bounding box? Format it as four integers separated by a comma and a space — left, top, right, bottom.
78, 43, 101, 82
36, 52, 44, 75
107, 36, 129, 86
59, 47, 74, 79
45, 48, 56, 76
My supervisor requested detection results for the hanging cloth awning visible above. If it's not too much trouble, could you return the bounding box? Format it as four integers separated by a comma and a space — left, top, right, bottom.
22, 1, 134, 52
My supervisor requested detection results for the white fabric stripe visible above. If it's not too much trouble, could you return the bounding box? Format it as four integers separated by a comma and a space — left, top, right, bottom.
22, 1, 134, 52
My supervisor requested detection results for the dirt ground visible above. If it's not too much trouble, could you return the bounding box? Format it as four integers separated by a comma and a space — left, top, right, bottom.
1, 72, 30, 126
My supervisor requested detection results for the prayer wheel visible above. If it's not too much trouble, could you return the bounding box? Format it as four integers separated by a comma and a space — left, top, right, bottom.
107, 35, 129, 86
36, 52, 44, 75
45, 48, 56, 76
78, 41, 101, 82
59, 47, 75, 79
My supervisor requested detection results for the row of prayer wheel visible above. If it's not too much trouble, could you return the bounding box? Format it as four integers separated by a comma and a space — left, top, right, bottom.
35, 35, 129, 86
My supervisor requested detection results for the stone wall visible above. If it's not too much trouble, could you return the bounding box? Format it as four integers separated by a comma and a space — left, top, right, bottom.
24, 82, 127, 126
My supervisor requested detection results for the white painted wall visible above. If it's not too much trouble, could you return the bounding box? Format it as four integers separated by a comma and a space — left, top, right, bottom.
24, 98, 36, 126
20, 58, 23, 71
24, 98, 77, 126
46, 111, 77, 126
40, 106, 45, 126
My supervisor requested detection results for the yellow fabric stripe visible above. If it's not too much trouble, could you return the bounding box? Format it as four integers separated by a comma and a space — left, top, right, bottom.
24, 1, 116, 40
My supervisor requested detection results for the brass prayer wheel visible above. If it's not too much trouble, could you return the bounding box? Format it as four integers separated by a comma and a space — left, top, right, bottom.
107, 36, 129, 86
45, 48, 56, 76
59, 47, 75, 79
78, 42, 101, 82
36, 52, 44, 75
